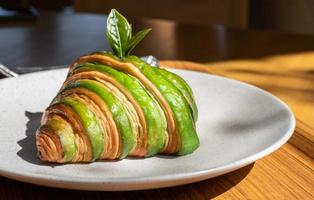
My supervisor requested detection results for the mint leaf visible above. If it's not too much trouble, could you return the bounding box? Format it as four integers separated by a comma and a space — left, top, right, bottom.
126, 28, 151, 56
106, 9, 151, 58
106, 9, 132, 58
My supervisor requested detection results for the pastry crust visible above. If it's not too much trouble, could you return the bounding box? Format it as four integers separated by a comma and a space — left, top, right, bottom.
65, 71, 147, 157
71, 54, 178, 154
36, 54, 198, 163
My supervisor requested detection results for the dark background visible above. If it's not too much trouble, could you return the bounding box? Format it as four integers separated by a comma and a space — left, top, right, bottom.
1, 0, 314, 35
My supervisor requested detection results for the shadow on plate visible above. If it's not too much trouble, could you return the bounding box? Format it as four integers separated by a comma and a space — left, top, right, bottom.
16, 111, 57, 166
17, 111, 185, 166
14, 112, 254, 198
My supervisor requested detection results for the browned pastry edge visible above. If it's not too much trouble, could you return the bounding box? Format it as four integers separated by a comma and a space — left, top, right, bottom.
64, 71, 147, 157
58, 89, 121, 159
36, 126, 64, 163
43, 103, 93, 162
70, 54, 179, 154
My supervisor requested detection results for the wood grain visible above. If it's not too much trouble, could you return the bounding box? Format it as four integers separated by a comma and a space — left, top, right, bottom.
161, 52, 314, 157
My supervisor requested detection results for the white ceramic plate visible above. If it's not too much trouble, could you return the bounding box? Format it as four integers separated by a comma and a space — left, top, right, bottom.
0, 68, 295, 191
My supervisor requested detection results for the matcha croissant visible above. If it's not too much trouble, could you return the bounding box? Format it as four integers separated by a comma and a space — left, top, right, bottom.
36, 9, 199, 163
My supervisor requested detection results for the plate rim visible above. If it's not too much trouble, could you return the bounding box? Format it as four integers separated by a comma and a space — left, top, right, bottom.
0, 68, 296, 191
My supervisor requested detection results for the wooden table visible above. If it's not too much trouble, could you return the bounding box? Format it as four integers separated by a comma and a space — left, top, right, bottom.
0, 11, 313, 199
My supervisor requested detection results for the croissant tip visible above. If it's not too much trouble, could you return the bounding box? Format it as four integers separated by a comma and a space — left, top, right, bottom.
36, 128, 64, 163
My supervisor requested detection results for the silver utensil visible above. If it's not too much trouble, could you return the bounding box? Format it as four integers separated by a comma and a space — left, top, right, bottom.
141, 55, 159, 67
0, 56, 159, 78
0, 63, 19, 78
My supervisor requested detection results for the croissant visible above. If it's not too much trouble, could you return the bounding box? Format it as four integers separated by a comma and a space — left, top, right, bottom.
36, 9, 199, 163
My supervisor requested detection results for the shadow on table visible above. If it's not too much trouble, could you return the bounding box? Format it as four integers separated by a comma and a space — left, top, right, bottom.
0, 163, 254, 199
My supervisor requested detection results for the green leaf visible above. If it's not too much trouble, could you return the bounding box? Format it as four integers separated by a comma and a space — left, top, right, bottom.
125, 28, 151, 56
106, 9, 132, 58
106, 9, 151, 58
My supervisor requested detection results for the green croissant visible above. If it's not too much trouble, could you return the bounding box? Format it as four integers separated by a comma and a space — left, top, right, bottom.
36, 9, 199, 163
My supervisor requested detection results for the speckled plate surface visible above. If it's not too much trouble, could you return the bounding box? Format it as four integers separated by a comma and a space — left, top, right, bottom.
0, 68, 295, 191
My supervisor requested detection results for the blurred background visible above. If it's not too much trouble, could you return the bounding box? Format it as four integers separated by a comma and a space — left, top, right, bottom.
0, 0, 314, 66
1, 0, 313, 34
